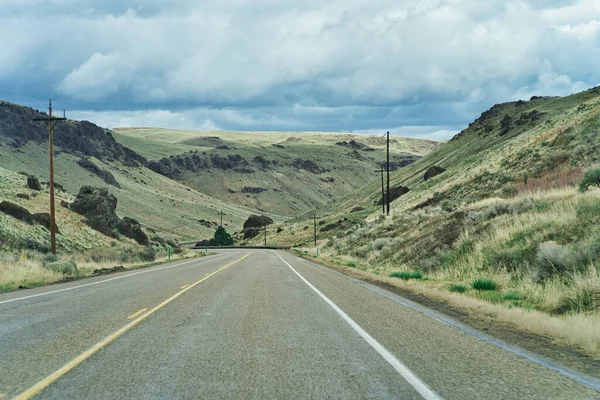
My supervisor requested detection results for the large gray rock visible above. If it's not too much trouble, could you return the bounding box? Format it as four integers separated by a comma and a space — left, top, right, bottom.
117, 217, 149, 246
243, 215, 274, 229
0, 201, 33, 223
27, 175, 41, 191
70, 186, 119, 236
424, 165, 446, 181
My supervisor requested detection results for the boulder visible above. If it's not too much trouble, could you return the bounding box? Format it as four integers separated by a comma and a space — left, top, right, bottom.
291, 158, 325, 174
243, 215, 274, 229
117, 217, 149, 246
32, 213, 52, 231
77, 158, 121, 188
242, 187, 268, 194
0, 201, 33, 223
70, 186, 119, 236
424, 165, 446, 181
16, 193, 30, 200
27, 175, 41, 191
376, 186, 410, 206
243, 227, 261, 239
0, 201, 58, 232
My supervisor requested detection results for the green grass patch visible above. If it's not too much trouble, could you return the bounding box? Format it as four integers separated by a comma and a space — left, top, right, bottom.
503, 291, 522, 301
449, 284, 467, 293
390, 271, 412, 280
389, 270, 423, 280
477, 290, 504, 303
410, 271, 423, 279
471, 278, 498, 291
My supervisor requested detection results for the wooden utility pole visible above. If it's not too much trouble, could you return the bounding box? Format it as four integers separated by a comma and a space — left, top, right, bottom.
313, 213, 317, 247
220, 210, 223, 227
375, 168, 386, 214
264, 224, 267, 246
33, 99, 66, 254
386, 131, 390, 216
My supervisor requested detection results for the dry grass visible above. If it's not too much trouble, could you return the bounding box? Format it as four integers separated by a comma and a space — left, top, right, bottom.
0, 249, 199, 293
297, 253, 600, 357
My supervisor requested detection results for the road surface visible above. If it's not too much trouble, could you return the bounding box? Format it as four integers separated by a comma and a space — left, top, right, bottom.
1, 250, 599, 399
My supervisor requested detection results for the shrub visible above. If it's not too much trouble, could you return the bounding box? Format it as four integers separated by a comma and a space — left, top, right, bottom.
573, 144, 589, 158
449, 284, 467, 293
0, 251, 19, 264
553, 285, 600, 314
576, 199, 600, 220
137, 247, 156, 262
351, 245, 371, 259
45, 261, 78, 275
42, 253, 59, 265
501, 183, 518, 198
572, 239, 600, 267
208, 226, 234, 246
86, 247, 121, 263
489, 248, 529, 273
346, 262, 356, 268
534, 241, 573, 281
542, 150, 570, 171
471, 279, 498, 291
579, 169, 600, 192
440, 200, 455, 212
371, 238, 392, 251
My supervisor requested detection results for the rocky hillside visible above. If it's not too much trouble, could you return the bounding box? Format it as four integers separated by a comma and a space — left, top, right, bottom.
0, 100, 266, 243
0, 101, 146, 167
114, 128, 439, 217
261, 86, 600, 344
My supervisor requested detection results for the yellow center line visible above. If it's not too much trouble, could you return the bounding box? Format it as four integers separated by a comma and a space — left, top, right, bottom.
14, 253, 250, 400
126, 308, 148, 320
180, 284, 190, 289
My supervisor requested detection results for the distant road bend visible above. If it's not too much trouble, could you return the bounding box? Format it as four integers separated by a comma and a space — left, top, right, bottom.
1, 250, 599, 399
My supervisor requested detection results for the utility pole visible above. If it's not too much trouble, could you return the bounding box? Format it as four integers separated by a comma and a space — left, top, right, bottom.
386, 131, 390, 216
33, 99, 66, 255
313, 213, 317, 247
374, 168, 386, 214
220, 210, 223, 227
264, 224, 267, 246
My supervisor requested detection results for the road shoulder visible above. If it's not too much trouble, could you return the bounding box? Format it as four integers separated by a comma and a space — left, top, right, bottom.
290, 251, 600, 380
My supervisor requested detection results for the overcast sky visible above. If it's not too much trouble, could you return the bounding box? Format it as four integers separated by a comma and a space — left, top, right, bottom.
1, 0, 599, 139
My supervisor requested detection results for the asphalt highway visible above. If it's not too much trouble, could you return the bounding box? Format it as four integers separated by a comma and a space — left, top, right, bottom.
1, 250, 599, 399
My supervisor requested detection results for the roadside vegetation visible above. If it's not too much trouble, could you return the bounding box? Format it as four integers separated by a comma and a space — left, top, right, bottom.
273, 88, 600, 356
0, 166, 194, 292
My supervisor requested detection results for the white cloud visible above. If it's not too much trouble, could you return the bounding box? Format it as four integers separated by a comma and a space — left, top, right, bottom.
57, 53, 133, 100
1, 0, 600, 133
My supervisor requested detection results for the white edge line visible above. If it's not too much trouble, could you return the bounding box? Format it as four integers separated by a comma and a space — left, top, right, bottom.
297, 256, 600, 393
0, 253, 227, 306
273, 251, 442, 400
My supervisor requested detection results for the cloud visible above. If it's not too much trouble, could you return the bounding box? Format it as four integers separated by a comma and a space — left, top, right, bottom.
1, 0, 600, 138
57, 53, 133, 100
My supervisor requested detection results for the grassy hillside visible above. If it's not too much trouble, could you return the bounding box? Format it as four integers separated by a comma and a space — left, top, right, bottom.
0, 142, 267, 241
261, 88, 600, 355
114, 128, 440, 217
